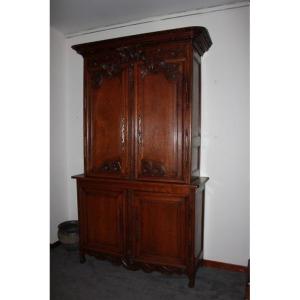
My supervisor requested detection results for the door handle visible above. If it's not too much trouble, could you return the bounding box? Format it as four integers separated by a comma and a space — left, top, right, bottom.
120, 117, 126, 152
137, 115, 142, 146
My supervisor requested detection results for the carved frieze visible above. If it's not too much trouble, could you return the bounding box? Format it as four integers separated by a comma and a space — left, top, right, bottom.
87, 45, 185, 70
145, 46, 186, 60
140, 61, 182, 81
87, 45, 145, 71
90, 63, 121, 88
117, 46, 146, 62
87, 45, 185, 87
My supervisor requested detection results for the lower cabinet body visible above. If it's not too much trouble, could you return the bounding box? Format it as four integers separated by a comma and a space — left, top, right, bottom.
74, 176, 207, 287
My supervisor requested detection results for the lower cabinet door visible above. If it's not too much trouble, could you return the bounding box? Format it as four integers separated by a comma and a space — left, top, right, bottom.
79, 186, 125, 254
132, 191, 187, 267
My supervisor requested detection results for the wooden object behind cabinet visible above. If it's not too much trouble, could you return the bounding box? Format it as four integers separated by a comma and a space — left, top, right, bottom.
72, 27, 212, 287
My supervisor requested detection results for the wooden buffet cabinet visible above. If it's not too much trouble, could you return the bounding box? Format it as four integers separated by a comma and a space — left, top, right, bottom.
72, 27, 212, 287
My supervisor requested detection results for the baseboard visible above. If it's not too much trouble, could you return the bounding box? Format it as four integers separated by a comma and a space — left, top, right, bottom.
50, 241, 61, 249
202, 259, 247, 273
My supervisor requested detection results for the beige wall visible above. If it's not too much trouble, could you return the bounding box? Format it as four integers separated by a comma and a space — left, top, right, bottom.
50, 27, 69, 242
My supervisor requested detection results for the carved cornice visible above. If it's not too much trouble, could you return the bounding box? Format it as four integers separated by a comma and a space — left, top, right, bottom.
192, 27, 212, 56
72, 27, 212, 57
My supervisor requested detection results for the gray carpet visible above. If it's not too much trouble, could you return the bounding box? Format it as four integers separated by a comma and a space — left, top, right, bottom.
50, 246, 246, 300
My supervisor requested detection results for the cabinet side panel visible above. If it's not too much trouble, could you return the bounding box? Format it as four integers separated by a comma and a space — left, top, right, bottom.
194, 188, 204, 258
191, 53, 201, 179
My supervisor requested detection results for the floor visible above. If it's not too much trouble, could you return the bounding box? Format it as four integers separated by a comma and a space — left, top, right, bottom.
50, 246, 246, 300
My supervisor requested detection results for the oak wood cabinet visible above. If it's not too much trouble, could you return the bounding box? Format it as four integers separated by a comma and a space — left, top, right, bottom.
72, 27, 212, 287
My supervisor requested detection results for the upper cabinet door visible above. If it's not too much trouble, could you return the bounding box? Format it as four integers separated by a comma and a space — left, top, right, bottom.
134, 47, 188, 182
85, 60, 130, 178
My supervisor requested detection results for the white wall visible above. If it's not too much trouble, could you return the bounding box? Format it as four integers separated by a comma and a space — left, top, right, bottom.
50, 27, 69, 242
59, 5, 249, 265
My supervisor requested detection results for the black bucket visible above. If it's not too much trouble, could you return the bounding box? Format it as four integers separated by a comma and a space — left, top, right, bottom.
57, 220, 79, 251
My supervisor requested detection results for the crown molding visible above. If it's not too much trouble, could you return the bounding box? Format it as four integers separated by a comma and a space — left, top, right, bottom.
65, 1, 250, 39
72, 27, 212, 58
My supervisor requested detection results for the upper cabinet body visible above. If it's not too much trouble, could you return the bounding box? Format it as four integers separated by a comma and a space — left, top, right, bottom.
72, 27, 212, 184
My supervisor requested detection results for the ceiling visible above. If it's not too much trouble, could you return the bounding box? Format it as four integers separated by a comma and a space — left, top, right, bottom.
51, 0, 246, 36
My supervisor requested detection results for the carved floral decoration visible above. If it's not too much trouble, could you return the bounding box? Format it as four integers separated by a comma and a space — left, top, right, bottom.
141, 159, 166, 177
88, 46, 184, 88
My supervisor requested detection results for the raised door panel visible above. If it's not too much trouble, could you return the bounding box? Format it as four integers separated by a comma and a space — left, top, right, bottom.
133, 191, 187, 266
86, 65, 130, 178
134, 60, 186, 182
79, 186, 125, 254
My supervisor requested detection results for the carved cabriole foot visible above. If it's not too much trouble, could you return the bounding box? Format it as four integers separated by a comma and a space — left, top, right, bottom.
188, 258, 202, 287
188, 273, 196, 288
79, 252, 86, 264
187, 259, 197, 288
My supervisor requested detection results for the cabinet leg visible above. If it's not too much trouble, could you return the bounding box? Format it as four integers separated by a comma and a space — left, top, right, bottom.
79, 252, 86, 264
188, 273, 195, 288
